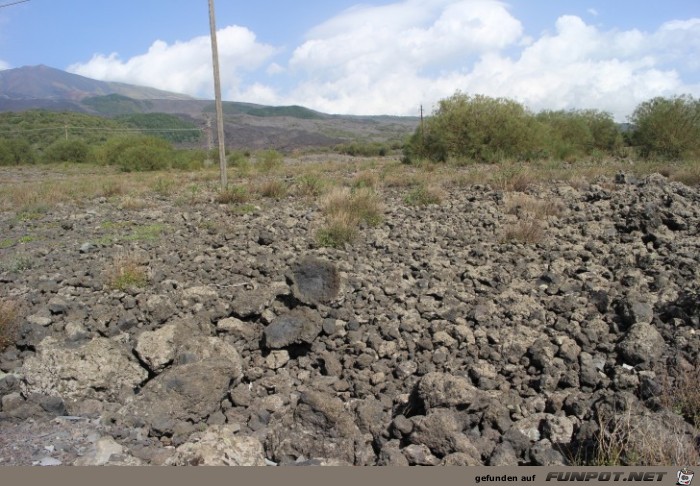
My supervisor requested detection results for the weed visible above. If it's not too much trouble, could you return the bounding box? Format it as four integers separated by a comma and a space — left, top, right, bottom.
321, 187, 382, 227
256, 149, 284, 173
120, 196, 149, 211
152, 177, 175, 196
404, 185, 444, 206
501, 221, 544, 244
101, 181, 125, 197
15, 205, 49, 222
0, 255, 33, 273
352, 171, 380, 190
492, 166, 534, 192
105, 254, 149, 291
316, 213, 358, 248
295, 174, 326, 197
505, 194, 564, 219
125, 224, 167, 242
216, 186, 250, 205
0, 299, 19, 351
229, 203, 258, 215
0, 239, 15, 249
257, 179, 288, 199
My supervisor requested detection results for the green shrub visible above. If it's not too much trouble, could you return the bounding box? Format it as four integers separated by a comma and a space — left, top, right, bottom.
42, 139, 91, 164
256, 149, 283, 172
216, 186, 250, 204
228, 150, 251, 172
98, 135, 173, 172
0, 299, 19, 351
172, 149, 206, 171
404, 185, 444, 206
404, 92, 542, 163
630, 95, 700, 160
0, 138, 36, 166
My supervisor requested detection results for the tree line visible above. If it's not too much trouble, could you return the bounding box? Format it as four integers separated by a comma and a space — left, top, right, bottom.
403, 93, 700, 164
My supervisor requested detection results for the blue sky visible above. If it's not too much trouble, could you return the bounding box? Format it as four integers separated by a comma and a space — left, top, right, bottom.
1, 0, 698, 119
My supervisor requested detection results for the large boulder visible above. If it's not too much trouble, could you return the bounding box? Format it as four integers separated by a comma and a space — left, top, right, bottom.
166, 425, 266, 466
265, 390, 374, 465
21, 337, 147, 403
118, 359, 242, 437
263, 308, 322, 349
135, 319, 243, 375
416, 372, 482, 410
288, 257, 341, 306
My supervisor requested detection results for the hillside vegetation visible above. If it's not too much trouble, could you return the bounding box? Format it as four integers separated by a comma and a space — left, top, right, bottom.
403, 92, 699, 165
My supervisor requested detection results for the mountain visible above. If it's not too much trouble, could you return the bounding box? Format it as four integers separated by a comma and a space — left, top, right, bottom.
0, 65, 418, 151
0, 65, 194, 101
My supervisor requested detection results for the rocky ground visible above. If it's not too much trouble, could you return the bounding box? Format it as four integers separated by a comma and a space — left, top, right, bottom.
0, 168, 699, 466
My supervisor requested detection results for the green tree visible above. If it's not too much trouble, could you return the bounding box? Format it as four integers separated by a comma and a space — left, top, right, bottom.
404, 92, 543, 163
630, 95, 700, 159
0, 138, 35, 166
42, 139, 91, 164
97, 135, 173, 172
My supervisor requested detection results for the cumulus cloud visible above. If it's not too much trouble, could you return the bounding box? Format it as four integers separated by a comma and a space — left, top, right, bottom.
281, 2, 700, 119
66, 0, 700, 120
68, 25, 279, 99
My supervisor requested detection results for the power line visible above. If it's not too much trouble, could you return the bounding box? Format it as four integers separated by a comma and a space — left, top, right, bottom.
0, 126, 203, 135
0, 0, 30, 9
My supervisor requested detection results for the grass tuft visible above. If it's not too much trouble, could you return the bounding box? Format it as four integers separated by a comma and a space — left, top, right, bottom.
0, 299, 19, 351
105, 254, 149, 291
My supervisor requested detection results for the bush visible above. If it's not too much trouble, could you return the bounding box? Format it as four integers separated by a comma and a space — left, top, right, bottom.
0, 138, 36, 166
536, 109, 622, 160
256, 149, 283, 172
0, 299, 19, 351
404, 92, 544, 163
98, 135, 173, 172
42, 139, 91, 164
630, 95, 700, 160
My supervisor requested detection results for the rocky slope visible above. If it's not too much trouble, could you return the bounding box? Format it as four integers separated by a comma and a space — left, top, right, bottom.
0, 171, 698, 466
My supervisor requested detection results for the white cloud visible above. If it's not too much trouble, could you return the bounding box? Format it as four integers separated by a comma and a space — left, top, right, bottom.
587, 8, 599, 17
0, 59, 9, 70
279, 3, 700, 119
65, 0, 700, 120
68, 26, 279, 99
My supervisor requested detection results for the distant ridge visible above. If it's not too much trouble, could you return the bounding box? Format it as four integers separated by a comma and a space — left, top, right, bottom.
0, 65, 419, 151
0, 65, 195, 101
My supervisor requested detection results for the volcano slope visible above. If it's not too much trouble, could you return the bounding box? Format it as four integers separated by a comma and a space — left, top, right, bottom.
0, 162, 698, 466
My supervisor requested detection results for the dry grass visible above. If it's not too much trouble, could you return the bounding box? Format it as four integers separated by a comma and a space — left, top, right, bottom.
104, 254, 149, 291
352, 170, 380, 190
256, 179, 289, 199
501, 220, 544, 244
316, 187, 383, 247
215, 185, 250, 205
662, 364, 700, 430
0, 299, 20, 351
403, 184, 444, 206
589, 407, 699, 466
492, 166, 535, 192
505, 194, 564, 220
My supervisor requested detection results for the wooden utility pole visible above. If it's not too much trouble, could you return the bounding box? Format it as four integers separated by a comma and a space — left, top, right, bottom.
208, 0, 227, 190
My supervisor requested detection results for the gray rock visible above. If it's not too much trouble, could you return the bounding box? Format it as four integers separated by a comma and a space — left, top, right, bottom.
617, 322, 665, 366
21, 337, 148, 402
144, 295, 176, 324
289, 257, 341, 306
166, 425, 266, 466
416, 372, 482, 410
231, 285, 286, 319
264, 308, 322, 349
265, 390, 373, 465
118, 359, 243, 436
